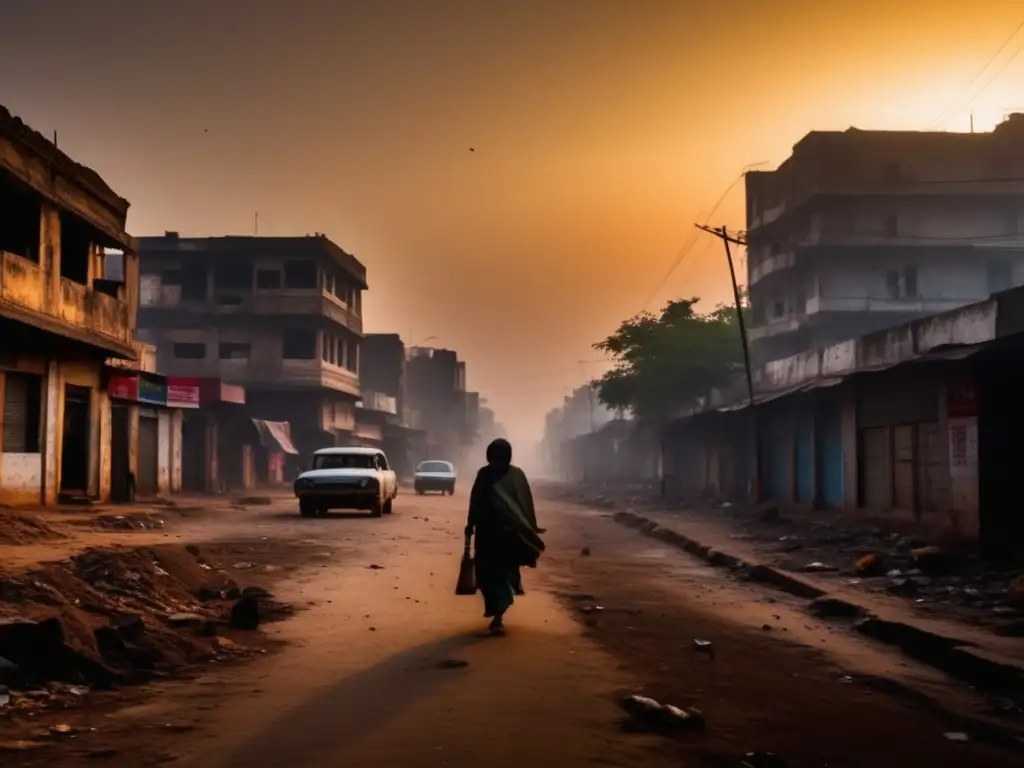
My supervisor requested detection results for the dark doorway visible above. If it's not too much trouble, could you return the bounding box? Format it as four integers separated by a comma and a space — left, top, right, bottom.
137, 410, 159, 496
182, 413, 207, 492
110, 404, 132, 502
60, 385, 91, 493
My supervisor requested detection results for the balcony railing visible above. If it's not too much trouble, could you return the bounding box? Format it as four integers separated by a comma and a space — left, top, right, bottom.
154, 356, 360, 396
0, 251, 131, 346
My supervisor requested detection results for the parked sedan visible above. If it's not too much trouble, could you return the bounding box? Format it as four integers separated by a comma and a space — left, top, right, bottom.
413, 460, 456, 495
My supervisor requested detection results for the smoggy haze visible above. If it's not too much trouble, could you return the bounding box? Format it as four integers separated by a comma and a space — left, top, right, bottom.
3, 0, 1023, 443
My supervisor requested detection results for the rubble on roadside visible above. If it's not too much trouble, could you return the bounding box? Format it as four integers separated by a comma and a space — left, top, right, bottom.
0, 544, 294, 698
544, 482, 1024, 633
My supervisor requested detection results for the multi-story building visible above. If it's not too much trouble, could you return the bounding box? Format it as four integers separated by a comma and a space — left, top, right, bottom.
745, 113, 1024, 365
358, 333, 427, 478
405, 347, 476, 469
0, 104, 140, 504
136, 233, 365, 466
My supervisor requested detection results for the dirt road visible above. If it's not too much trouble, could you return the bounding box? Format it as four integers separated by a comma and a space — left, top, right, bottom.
6, 491, 1024, 767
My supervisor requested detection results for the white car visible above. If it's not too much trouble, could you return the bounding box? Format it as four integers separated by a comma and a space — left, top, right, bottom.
293, 447, 398, 518
413, 460, 456, 495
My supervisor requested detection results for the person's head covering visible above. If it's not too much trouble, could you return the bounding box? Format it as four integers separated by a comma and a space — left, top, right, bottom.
485, 438, 512, 469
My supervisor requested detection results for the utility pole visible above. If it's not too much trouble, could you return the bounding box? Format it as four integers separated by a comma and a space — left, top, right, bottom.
695, 223, 762, 502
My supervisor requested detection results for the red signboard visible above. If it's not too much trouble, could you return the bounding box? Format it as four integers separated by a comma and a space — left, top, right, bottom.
108, 375, 139, 402
167, 377, 201, 409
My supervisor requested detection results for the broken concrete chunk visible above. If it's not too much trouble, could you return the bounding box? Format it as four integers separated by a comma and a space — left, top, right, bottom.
229, 597, 260, 631
618, 694, 706, 731
166, 613, 204, 628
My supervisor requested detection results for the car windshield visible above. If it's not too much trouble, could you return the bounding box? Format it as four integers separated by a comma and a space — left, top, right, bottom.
418, 461, 452, 473
313, 453, 376, 470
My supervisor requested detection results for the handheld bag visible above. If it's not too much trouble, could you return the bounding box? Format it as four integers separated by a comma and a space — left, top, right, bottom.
455, 536, 477, 596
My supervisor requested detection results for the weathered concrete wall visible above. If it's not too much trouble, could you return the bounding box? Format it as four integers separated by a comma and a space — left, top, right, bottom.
1, 454, 43, 505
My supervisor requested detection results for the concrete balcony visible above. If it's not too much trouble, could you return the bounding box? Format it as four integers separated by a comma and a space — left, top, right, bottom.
140, 284, 362, 334
750, 178, 1024, 233
158, 356, 360, 397
747, 316, 802, 343
0, 251, 133, 356
748, 250, 796, 285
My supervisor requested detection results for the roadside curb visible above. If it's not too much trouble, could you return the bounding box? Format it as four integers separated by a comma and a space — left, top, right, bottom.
611, 510, 1024, 705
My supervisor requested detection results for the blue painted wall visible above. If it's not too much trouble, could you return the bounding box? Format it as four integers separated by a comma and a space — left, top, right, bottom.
817, 403, 844, 507
795, 409, 815, 504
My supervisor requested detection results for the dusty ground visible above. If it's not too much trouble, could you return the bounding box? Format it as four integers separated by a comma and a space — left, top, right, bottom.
2, 490, 1023, 766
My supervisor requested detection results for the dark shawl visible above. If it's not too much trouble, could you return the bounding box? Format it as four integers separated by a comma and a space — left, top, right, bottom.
467, 440, 545, 567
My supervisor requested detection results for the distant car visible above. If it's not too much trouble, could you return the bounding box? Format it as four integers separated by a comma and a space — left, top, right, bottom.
293, 447, 398, 518
413, 460, 456, 495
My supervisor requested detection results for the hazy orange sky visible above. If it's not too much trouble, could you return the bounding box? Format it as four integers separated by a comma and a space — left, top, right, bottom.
3, 1, 1023, 444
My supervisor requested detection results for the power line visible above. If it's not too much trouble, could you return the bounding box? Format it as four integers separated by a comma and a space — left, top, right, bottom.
639, 162, 767, 312
962, 47, 1024, 120
929, 17, 1024, 128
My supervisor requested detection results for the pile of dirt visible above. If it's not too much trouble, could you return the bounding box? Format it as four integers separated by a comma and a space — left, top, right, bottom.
0, 509, 66, 546
0, 544, 289, 693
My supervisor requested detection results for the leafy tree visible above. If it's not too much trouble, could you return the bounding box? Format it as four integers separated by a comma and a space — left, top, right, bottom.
592, 294, 747, 420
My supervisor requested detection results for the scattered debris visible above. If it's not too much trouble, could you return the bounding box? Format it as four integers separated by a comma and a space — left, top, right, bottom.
229, 596, 261, 631
618, 694, 706, 732
944, 732, 969, 742
580, 605, 605, 614
437, 659, 469, 669
801, 562, 837, 573
692, 639, 715, 660
232, 562, 254, 570
166, 613, 204, 628
367, 564, 385, 570
854, 553, 886, 577
581, 547, 591, 557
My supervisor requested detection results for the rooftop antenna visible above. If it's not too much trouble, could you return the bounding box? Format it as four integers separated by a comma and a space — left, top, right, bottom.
254, 211, 259, 236
970, 111, 975, 133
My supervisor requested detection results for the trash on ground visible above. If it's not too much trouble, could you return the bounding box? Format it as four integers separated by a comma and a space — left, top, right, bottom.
581, 547, 591, 556
618, 694, 706, 731
944, 732, 969, 742
692, 639, 715, 660
801, 562, 837, 573
437, 659, 470, 669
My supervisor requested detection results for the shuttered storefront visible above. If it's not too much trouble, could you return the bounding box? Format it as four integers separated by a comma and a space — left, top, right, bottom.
137, 410, 159, 496
794, 409, 815, 504
3, 373, 40, 453
817, 400, 844, 507
856, 373, 942, 513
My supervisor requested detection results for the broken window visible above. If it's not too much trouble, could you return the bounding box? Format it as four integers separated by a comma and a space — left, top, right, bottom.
58, 211, 92, 285
283, 260, 318, 289
2, 372, 42, 453
213, 263, 251, 289
180, 264, 208, 301
173, 343, 206, 359
282, 329, 317, 359
95, 248, 126, 298
0, 175, 42, 263
256, 269, 282, 289
218, 343, 251, 359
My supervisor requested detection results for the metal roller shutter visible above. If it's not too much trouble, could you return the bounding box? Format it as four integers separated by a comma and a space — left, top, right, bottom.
137, 411, 159, 495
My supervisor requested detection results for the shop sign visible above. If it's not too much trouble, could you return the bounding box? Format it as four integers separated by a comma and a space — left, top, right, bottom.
167, 377, 201, 408
138, 373, 167, 406
108, 375, 138, 401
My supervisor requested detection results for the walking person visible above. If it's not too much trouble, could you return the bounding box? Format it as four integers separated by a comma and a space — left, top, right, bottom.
464, 438, 545, 636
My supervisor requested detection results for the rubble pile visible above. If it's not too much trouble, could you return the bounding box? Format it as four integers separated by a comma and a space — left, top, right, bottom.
0, 544, 288, 696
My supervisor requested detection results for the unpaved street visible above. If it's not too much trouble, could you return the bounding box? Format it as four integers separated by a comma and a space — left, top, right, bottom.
5, 490, 1024, 767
